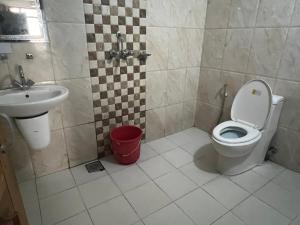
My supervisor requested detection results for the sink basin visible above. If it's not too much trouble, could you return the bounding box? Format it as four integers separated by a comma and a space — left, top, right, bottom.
0, 85, 69, 117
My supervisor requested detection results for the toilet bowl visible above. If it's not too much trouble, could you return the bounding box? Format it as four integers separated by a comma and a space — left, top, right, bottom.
212, 80, 284, 175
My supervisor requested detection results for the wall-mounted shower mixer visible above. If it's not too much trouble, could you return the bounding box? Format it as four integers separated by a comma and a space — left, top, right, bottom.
108, 31, 151, 62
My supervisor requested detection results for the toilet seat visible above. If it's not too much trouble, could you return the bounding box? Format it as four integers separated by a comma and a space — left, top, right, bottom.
212, 121, 261, 144
213, 80, 272, 146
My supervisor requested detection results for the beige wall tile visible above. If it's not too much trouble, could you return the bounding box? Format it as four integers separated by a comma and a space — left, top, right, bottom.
186, 29, 204, 67
147, 0, 171, 27
201, 29, 226, 69
0, 60, 10, 89
184, 67, 200, 101
44, 0, 85, 23
290, 0, 300, 26
222, 29, 253, 73
165, 103, 183, 135
146, 71, 167, 110
49, 106, 63, 131
229, 0, 259, 28
58, 78, 94, 128
248, 28, 288, 77
31, 129, 68, 177
48, 23, 89, 80
146, 27, 169, 72
198, 68, 224, 107
205, 0, 231, 28
167, 28, 188, 69
271, 127, 300, 173
182, 100, 197, 129
166, 69, 186, 105
195, 102, 221, 133
256, 0, 295, 27
278, 28, 300, 82
7, 43, 55, 83
146, 108, 165, 141
274, 80, 300, 131
64, 123, 97, 167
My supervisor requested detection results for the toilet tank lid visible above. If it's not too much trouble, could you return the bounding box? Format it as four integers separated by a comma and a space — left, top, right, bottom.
272, 95, 284, 105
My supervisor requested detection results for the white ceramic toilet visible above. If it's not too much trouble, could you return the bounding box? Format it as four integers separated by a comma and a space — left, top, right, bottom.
212, 80, 284, 175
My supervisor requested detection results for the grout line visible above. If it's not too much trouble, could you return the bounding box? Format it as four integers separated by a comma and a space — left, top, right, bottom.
33, 128, 298, 225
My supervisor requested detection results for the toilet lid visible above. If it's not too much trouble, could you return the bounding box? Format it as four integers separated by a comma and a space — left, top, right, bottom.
231, 80, 272, 130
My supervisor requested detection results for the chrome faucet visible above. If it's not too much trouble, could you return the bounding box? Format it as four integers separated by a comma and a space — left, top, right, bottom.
12, 65, 35, 90
108, 32, 134, 60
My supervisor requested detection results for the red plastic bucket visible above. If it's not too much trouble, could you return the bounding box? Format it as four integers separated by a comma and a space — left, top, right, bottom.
110, 125, 143, 165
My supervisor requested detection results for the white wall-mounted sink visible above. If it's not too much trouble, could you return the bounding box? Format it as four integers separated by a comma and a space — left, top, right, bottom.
0, 85, 69, 117
0, 85, 69, 150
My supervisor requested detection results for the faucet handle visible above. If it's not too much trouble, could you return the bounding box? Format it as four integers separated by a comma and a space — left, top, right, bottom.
26, 79, 35, 87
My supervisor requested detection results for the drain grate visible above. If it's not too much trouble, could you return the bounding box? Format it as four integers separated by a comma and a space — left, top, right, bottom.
85, 160, 105, 173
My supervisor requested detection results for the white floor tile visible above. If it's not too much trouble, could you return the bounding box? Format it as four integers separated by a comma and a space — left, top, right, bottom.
273, 169, 300, 194
89, 196, 139, 225
125, 182, 171, 218
40, 188, 85, 225
100, 155, 132, 174
180, 162, 219, 186
55, 211, 93, 225
232, 196, 290, 225
290, 216, 300, 225
212, 212, 246, 225
147, 138, 177, 154
111, 165, 150, 192
154, 171, 197, 200
166, 132, 192, 146
180, 140, 210, 156
176, 188, 227, 225
37, 169, 75, 199
78, 175, 121, 208
133, 221, 145, 225
203, 177, 250, 209
252, 161, 285, 179
143, 203, 195, 225
255, 182, 300, 219
181, 129, 212, 155
19, 180, 42, 225
138, 156, 175, 179
139, 144, 158, 162
70, 162, 107, 185
230, 170, 269, 193
162, 148, 193, 168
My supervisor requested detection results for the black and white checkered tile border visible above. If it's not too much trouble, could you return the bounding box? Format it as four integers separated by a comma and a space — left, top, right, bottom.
83, 0, 146, 156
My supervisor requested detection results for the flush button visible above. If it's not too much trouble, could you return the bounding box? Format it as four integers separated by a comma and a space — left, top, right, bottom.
252, 89, 261, 96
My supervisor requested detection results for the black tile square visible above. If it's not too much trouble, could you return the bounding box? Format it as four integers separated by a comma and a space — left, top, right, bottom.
118, 16, 126, 25
117, 0, 125, 7
87, 33, 96, 42
125, 7, 133, 17
85, 14, 94, 24
93, 5, 101, 14
102, 15, 111, 24
140, 9, 146, 18
94, 24, 103, 33
133, 17, 140, 26
101, 0, 109, 5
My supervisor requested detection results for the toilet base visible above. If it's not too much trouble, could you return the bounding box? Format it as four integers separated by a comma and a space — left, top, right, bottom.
216, 153, 257, 175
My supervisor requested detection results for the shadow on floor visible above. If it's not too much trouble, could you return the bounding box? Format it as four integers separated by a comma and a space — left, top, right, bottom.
193, 143, 219, 173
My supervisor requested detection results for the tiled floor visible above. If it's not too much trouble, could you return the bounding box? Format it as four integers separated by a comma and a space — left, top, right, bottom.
19, 128, 300, 225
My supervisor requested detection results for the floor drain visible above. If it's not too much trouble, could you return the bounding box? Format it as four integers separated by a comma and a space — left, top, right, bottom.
85, 160, 105, 173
